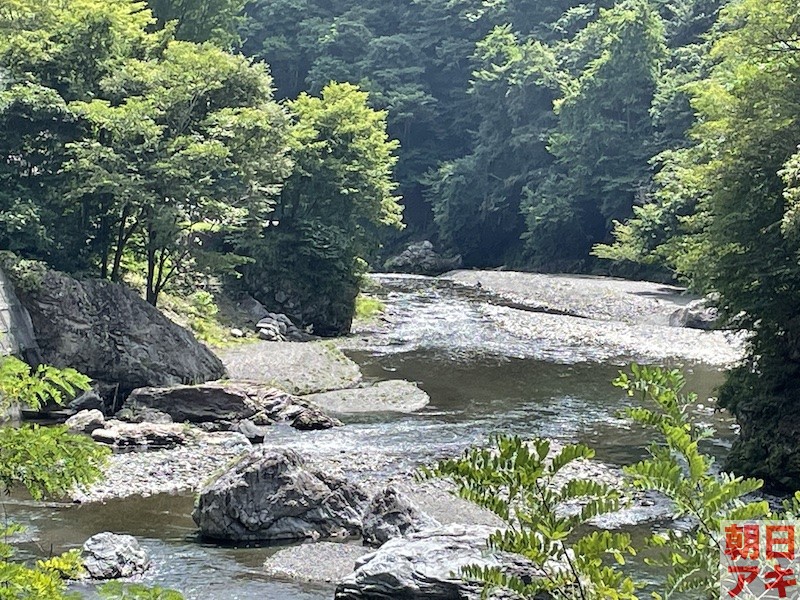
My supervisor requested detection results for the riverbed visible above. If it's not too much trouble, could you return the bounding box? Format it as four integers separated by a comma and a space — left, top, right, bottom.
4, 272, 744, 599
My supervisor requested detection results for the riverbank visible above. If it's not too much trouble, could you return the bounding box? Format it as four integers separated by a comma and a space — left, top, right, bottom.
347, 272, 743, 367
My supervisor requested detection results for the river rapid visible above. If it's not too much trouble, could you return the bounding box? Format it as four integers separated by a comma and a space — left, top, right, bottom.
4, 272, 745, 599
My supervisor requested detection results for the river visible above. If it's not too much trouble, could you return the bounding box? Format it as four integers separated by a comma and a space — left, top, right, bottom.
3, 272, 743, 599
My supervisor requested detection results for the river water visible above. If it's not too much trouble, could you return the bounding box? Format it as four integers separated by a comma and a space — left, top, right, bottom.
4, 273, 742, 599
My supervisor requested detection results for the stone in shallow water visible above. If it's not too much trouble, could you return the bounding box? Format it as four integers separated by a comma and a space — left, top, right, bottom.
291, 407, 343, 430
81, 532, 150, 579
264, 542, 370, 583
302, 380, 430, 414
335, 524, 545, 600
193, 447, 368, 542
361, 486, 439, 547
66, 409, 105, 434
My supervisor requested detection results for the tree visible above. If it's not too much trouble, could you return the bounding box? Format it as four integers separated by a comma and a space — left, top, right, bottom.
429, 26, 561, 266
0, 0, 158, 272
65, 41, 291, 305
0, 0, 291, 306
600, 0, 800, 488
239, 82, 402, 335
146, 0, 245, 46
522, 0, 665, 269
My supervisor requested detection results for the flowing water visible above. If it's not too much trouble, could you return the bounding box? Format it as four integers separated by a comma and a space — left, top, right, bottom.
3, 273, 741, 599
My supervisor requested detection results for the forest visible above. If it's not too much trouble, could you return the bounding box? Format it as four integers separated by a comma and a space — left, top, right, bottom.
2, 0, 800, 598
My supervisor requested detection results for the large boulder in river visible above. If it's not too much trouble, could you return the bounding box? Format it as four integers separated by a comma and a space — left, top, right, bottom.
335, 524, 545, 600
669, 297, 719, 330
8, 267, 225, 396
81, 532, 150, 579
361, 486, 439, 547
302, 380, 430, 414
124, 381, 302, 424
384, 241, 462, 277
193, 447, 369, 542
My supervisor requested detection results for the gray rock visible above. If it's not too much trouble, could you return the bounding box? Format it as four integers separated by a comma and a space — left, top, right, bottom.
230, 328, 245, 338
303, 380, 430, 414
236, 418, 270, 443
239, 295, 270, 322
384, 241, 463, 277
66, 409, 106, 434
258, 323, 284, 341
68, 389, 106, 413
193, 447, 368, 542
91, 420, 187, 448
9, 268, 225, 395
81, 532, 150, 579
264, 542, 370, 584
220, 342, 363, 396
256, 313, 313, 342
669, 298, 719, 330
121, 408, 174, 424
335, 525, 545, 600
291, 407, 343, 431
124, 381, 300, 424
362, 486, 439, 547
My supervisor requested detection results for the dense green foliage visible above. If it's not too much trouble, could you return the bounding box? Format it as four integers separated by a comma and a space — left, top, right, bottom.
238, 82, 401, 334
600, 0, 800, 487
238, 0, 725, 269
0, 0, 399, 330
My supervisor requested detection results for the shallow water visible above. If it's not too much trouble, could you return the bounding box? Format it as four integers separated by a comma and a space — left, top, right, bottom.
3, 273, 739, 599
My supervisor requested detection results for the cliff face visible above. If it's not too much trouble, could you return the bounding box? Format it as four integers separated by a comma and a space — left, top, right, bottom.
0, 266, 39, 360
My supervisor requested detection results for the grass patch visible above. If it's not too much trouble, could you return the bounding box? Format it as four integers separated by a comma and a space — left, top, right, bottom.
159, 289, 257, 349
355, 294, 385, 320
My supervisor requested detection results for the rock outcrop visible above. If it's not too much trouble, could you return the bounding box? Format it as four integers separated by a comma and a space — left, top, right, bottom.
361, 486, 439, 546
81, 532, 150, 579
91, 420, 188, 448
335, 525, 544, 600
264, 542, 370, 584
66, 409, 106, 434
669, 297, 719, 330
221, 341, 362, 396
124, 382, 302, 425
10, 267, 225, 396
384, 241, 462, 276
193, 448, 368, 542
